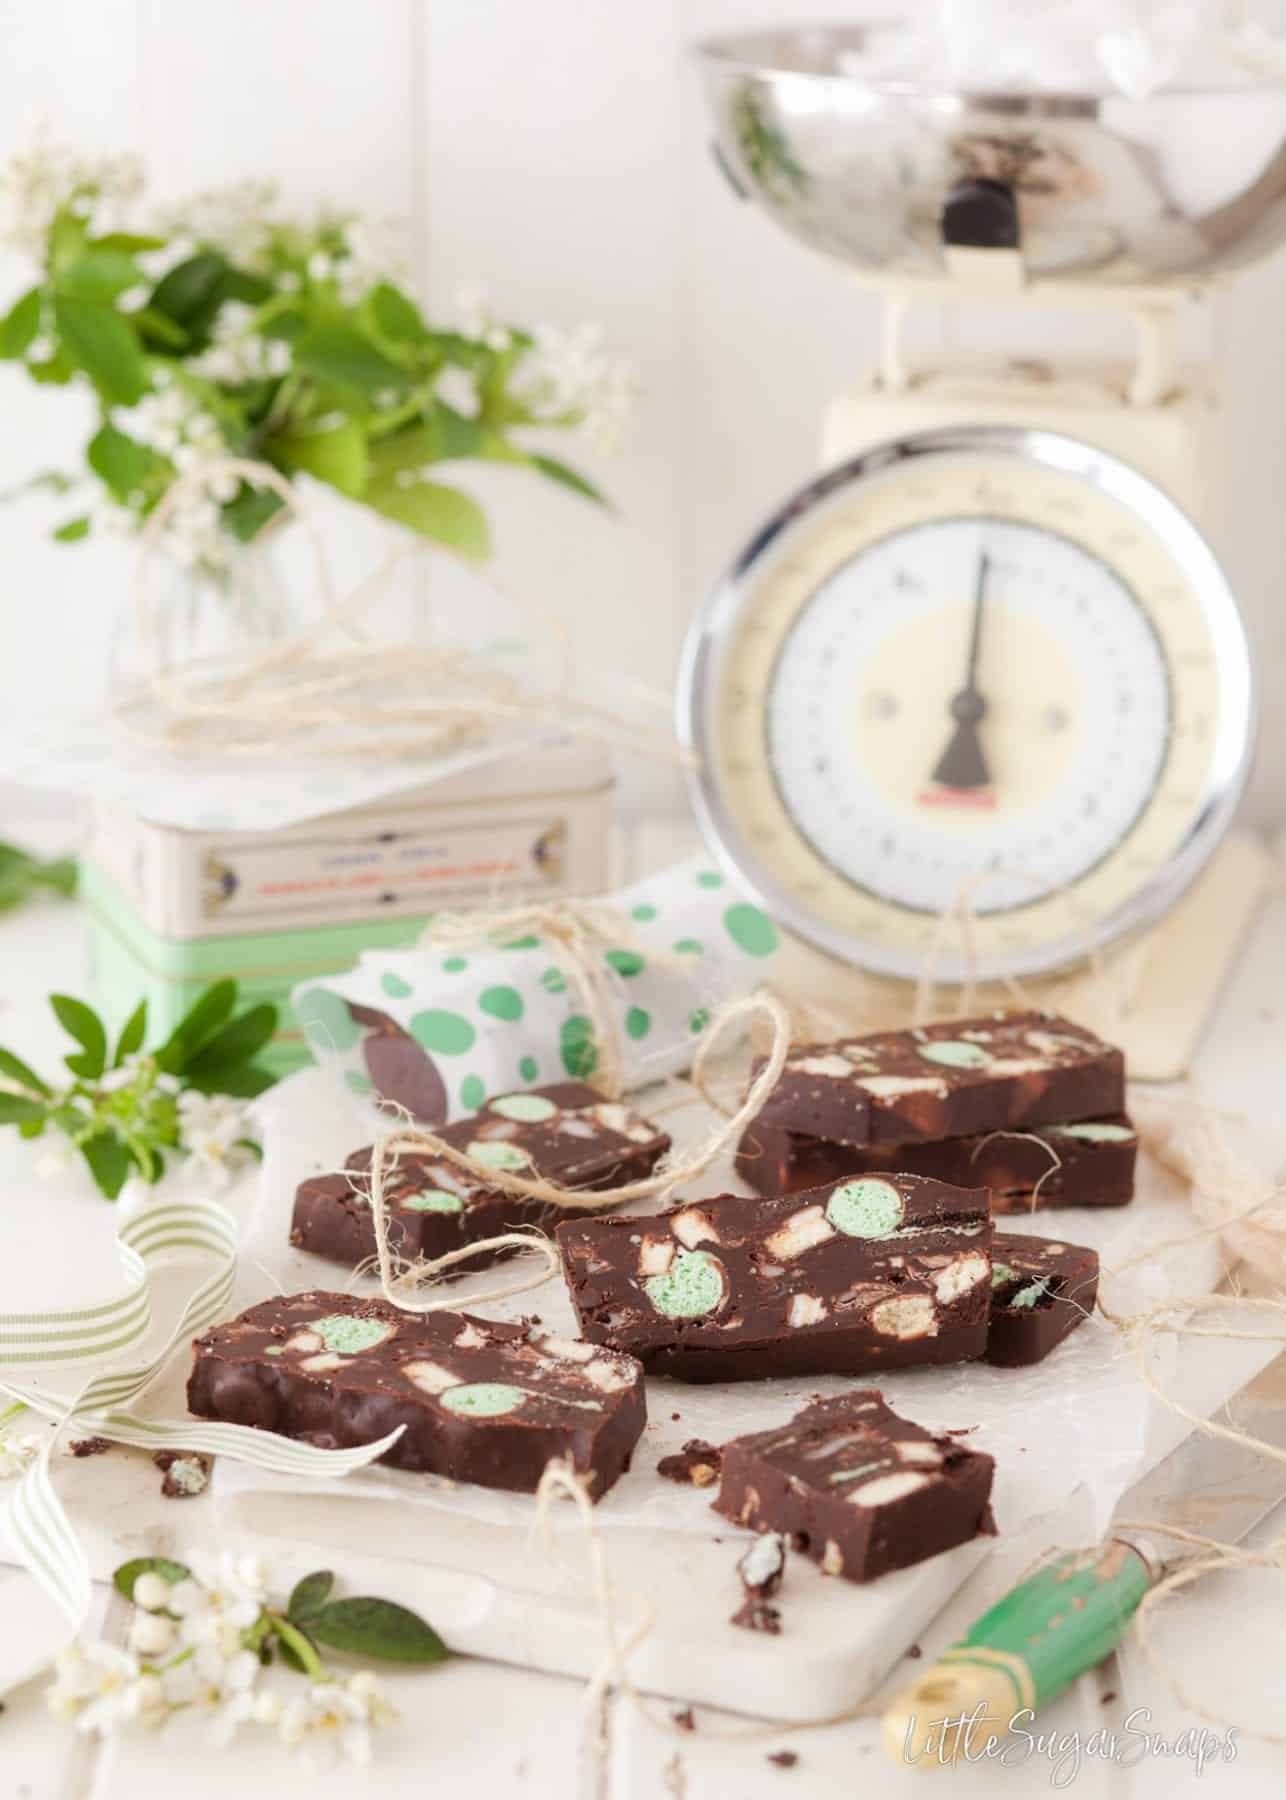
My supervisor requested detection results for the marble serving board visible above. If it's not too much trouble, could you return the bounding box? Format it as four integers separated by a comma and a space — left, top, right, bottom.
1, 1063, 1276, 1719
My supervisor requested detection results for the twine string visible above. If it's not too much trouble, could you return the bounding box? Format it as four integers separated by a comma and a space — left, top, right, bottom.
112, 456, 690, 769
363, 990, 793, 1315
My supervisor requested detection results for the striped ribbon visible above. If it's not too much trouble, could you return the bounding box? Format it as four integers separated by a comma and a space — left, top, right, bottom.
0, 1193, 401, 1688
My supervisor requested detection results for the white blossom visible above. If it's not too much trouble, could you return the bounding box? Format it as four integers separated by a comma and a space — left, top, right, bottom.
168, 1549, 267, 1653
436, 365, 479, 418
278, 1672, 398, 1764
152, 181, 279, 272
176, 1091, 250, 1188
511, 321, 637, 452
47, 1641, 149, 1733
0, 129, 143, 256
36, 1145, 75, 1181
0, 1431, 42, 1479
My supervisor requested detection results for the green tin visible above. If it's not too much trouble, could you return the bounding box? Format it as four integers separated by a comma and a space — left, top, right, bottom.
82, 862, 431, 1076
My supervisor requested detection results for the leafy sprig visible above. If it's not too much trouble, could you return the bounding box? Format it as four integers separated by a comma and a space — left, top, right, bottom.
0, 979, 278, 1198
0, 839, 77, 914
0, 141, 629, 571
115, 1557, 447, 1668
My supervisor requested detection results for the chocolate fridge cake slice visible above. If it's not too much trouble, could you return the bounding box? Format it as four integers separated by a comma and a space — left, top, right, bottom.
292, 1082, 670, 1273
750, 1011, 1125, 1149
735, 1114, 1137, 1211
557, 1172, 992, 1382
713, 1392, 996, 1585
986, 1231, 1099, 1367
188, 1291, 646, 1498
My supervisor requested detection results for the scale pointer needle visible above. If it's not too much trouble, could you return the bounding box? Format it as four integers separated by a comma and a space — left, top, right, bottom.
928, 550, 992, 795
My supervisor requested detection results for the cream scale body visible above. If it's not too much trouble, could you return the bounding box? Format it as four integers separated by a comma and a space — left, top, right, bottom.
683, 25, 1286, 1074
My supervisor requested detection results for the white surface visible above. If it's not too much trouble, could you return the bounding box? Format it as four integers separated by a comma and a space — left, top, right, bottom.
2, 827, 1286, 1790
4, 2, 1286, 826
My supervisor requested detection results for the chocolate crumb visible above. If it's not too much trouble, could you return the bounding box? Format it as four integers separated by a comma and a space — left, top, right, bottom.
671, 1411, 681, 1422
905, 1643, 922, 1660
657, 1439, 722, 1488
731, 1531, 787, 1633
732, 1598, 781, 1634
153, 1449, 212, 1498
68, 1437, 112, 1458
1101, 1690, 1117, 1705
767, 1750, 798, 1769
672, 1705, 695, 1732
945, 1427, 978, 1437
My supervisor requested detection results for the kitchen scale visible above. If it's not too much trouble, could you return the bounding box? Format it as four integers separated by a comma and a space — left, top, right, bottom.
679, 22, 1286, 1076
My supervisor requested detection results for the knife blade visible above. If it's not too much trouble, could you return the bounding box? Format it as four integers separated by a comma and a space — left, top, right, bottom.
882, 1351, 1286, 1770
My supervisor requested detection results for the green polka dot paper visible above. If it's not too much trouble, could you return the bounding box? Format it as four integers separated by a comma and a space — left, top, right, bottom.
293, 856, 780, 1120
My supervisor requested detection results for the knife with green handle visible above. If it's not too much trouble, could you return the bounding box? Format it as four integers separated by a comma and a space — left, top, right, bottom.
883, 1352, 1286, 1769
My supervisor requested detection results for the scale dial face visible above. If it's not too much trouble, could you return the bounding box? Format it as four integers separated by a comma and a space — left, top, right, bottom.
680, 427, 1253, 981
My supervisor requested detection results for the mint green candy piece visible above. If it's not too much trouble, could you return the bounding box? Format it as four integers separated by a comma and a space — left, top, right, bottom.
480, 985, 524, 1022
919, 1039, 990, 1070
826, 1178, 904, 1238
1010, 1278, 1052, 1309
380, 972, 413, 999
295, 987, 361, 1053
631, 903, 657, 921
460, 1074, 486, 1111
992, 1262, 1017, 1288
689, 1008, 709, 1034
263, 1345, 285, 1357
605, 947, 644, 979
411, 1009, 476, 1056
490, 1093, 556, 1123
403, 1190, 464, 1214
674, 937, 703, 957
519, 1055, 539, 1082
466, 1139, 531, 1171
1053, 1121, 1134, 1142
440, 1382, 528, 1417
313, 1314, 393, 1354
696, 871, 723, 889
541, 967, 567, 995
644, 1249, 726, 1319
442, 956, 468, 973
625, 1006, 651, 1041
723, 902, 779, 958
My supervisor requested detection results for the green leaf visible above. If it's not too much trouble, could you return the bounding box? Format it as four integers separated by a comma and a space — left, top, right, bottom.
292, 323, 407, 396
0, 288, 42, 359
222, 484, 284, 544
274, 418, 368, 498
113, 1001, 148, 1067
56, 249, 144, 304
50, 994, 108, 1080
52, 295, 147, 406
368, 282, 430, 346
149, 252, 227, 332
308, 1596, 448, 1664
48, 209, 88, 274
114, 1556, 190, 1601
27, 346, 77, 385
52, 516, 90, 542
87, 423, 168, 505
0, 1093, 47, 1126
18, 1117, 46, 1141
287, 1570, 335, 1623
185, 1003, 278, 1075
34, 855, 77, 899
530, 452, 607, 506
91, 232, 167, 255
81, 1133, 134, 1199
186, 1062, 277, 1100
366, 476, 490, 560
156, 980, 238, 1073
134, 307, 189, 351
0, 1047, 51, 1096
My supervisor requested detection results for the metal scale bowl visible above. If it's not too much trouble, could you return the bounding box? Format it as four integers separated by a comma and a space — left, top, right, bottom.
696, 21, 1286, 282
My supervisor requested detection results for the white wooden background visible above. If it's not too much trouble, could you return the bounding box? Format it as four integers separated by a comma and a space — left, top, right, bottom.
1, 0, 1286, 822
